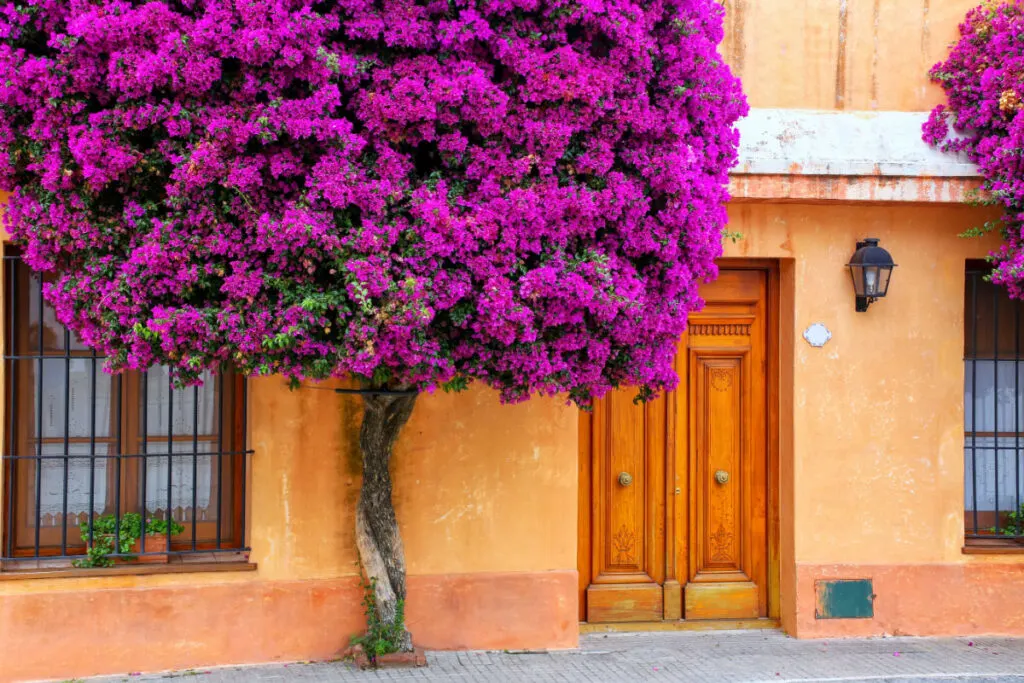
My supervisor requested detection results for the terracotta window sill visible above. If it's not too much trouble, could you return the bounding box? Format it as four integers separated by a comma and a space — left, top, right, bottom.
0, 551, 256, 580
963, 539, 1024, 555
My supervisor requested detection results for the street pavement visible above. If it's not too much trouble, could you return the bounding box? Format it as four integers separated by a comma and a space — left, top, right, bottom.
79, 630, 1024, 683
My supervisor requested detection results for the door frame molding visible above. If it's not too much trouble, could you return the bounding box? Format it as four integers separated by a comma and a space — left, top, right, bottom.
578, 258, 781, 622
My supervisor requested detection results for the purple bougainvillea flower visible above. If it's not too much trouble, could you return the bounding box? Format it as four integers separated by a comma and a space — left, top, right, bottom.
0, 0, 746, 405
926, 1, 1024, 298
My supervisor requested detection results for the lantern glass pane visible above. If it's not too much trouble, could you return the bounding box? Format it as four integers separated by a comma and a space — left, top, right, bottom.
849, 265, 866, 297
877, 266, 893, 297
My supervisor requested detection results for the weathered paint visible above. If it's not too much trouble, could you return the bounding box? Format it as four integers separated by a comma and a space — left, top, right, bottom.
727, 202, 1000, 567
730, 110, 980, 203
719, 0, 979, 112
734, 110, 976, 178
247, 379, 579, 579
0, 379, 580, 681
730, 173, 980, 204
797, 563, 1024, 637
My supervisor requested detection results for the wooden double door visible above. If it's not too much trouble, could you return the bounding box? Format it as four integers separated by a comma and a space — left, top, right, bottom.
578, 266, 778, 623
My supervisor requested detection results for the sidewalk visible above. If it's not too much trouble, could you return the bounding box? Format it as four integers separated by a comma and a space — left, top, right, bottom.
84, 631, 1024, 683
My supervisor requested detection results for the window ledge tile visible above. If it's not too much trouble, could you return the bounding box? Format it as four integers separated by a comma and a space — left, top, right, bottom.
963, 541, 1024, 555
0, 555, 256, 580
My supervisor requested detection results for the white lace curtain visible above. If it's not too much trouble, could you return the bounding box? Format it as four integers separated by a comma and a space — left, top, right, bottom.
964, 360, 1024, 512
35, 365, 218, 522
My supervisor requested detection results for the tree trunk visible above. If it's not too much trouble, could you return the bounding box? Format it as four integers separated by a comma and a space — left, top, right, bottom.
355, 391, 418, 652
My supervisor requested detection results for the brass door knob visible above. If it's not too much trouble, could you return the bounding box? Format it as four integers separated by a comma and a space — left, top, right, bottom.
618, 472, 634, 487
715, 470, 730, 485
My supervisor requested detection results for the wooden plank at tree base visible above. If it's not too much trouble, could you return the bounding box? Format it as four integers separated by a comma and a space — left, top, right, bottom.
684, 582, 760, 620
587, 584, 664, 622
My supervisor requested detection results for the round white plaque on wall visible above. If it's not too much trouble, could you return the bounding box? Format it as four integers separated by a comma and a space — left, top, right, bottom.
803, 323, 832, 348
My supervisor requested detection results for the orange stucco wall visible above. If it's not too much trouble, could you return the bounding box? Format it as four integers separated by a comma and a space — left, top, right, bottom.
715, 0, 1024, 638
249, 380, 578, 580
726, 202, 1024, 637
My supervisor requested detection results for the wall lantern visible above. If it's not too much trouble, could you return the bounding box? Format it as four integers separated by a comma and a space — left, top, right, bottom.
847, 238, 896, 313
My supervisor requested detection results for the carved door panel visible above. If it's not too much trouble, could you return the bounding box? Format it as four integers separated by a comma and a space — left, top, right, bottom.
581, 390, 667, 622
683, 269, 769, 620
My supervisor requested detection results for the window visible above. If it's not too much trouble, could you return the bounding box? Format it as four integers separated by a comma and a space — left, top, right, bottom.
964, 263, 1024, 543
2, 252, 250, 562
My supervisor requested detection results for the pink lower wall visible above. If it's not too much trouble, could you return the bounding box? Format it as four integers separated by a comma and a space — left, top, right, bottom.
795, 563, 1024, 637
0, 569, 578, 683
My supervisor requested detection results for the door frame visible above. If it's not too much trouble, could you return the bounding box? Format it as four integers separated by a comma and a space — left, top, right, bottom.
578, 259, 781, 623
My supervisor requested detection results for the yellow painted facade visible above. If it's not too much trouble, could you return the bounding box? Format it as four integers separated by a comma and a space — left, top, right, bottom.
4, 2, 1024, 681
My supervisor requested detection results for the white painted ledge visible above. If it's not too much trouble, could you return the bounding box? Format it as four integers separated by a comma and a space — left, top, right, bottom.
729, 109, 980, 203
733, 108, 977, 178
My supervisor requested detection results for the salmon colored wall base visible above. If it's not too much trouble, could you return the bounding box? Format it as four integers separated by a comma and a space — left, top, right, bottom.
795, 563, 1024, 638
0, 569, 578, 683
408, 570, 577, 650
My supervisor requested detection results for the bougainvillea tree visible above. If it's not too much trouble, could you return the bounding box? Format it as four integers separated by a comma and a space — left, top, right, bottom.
0, 0, 745, 647
925, 0, 1024, 295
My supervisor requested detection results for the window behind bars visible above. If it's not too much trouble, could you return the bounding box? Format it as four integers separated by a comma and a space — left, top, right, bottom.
2, 253, 249, 561
965, 263, 1024, 542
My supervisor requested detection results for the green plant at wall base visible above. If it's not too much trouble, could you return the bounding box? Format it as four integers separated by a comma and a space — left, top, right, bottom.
351, 575, 407, 662
990, 503, 1024, 537
72, 513, 184, 568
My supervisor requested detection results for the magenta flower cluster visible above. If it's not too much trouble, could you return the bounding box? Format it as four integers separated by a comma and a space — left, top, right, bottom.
0, 0, 745, 404
925, 1, 1024, 296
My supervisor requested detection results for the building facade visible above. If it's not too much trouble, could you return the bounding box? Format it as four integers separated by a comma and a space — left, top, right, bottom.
4, 1, 1024, 681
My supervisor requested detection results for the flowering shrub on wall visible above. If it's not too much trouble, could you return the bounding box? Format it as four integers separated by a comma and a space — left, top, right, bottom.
0, 0, 746, 404
925, 0, 1024, 295
2, 0, 745, 647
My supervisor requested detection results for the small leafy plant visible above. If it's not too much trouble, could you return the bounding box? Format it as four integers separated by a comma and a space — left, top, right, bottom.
350, 574, 407, 663
73, 513, 184, 568
144, 517, 185, 537
990, 502, 1024, 537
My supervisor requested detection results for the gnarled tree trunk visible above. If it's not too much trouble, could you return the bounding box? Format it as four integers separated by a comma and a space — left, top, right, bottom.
355, 391, 418, 652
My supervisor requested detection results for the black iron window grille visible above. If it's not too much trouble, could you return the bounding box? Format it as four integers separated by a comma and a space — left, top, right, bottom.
2, 253, 251, 564
965, 264, 1024, 543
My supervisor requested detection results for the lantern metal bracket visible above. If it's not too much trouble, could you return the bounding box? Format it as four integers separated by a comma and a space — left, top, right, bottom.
855, 240, 873, 313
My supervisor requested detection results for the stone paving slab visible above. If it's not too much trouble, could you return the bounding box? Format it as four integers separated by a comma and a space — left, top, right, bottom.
78, 631, 1024, 683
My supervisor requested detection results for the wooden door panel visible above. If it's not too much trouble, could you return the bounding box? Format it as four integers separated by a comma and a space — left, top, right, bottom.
684, 582, 760, 620
684, 270, 768, 620
692, 351, 748, 579
584, 388, 665, 622
587, 583, 664, 623
595, 389, 647, 579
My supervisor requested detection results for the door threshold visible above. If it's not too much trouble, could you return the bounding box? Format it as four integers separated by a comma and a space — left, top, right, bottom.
580, 618, 780, 634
